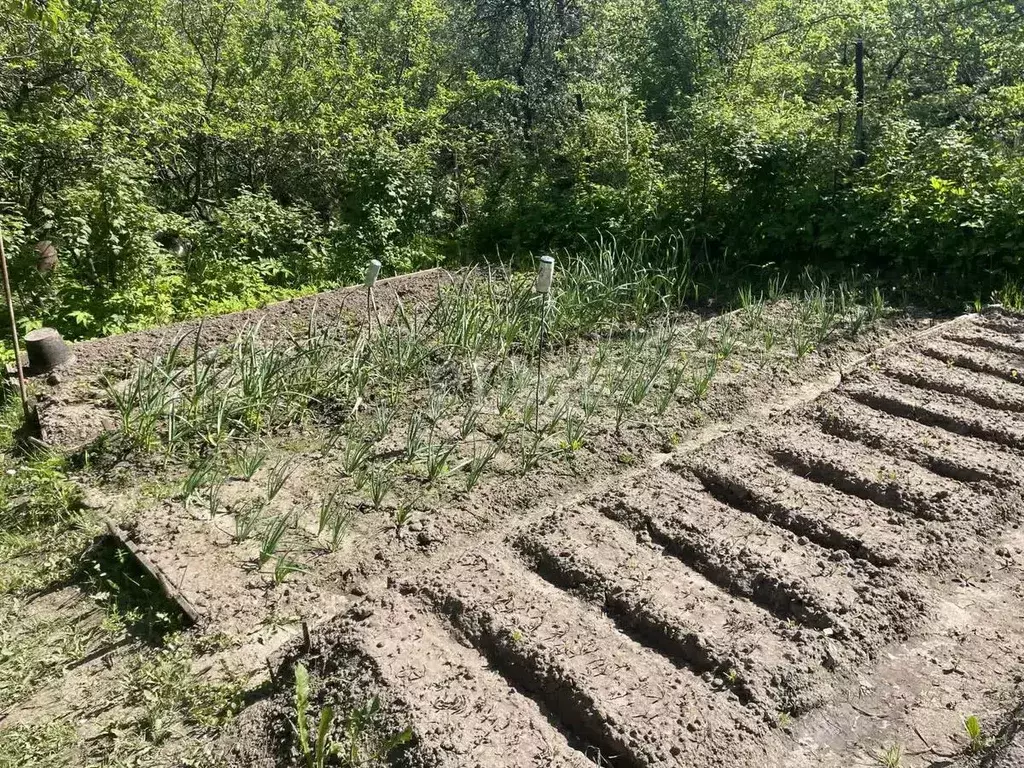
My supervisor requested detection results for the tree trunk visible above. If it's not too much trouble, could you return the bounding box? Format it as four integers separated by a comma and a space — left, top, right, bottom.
854, 38, 866, 168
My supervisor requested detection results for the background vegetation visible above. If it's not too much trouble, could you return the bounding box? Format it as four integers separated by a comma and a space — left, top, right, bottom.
1, 0, 1022, 339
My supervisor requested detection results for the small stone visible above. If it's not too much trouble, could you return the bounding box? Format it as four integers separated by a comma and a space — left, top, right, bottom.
351, 604, 374, 621
46, 372, 62, 386
408, 520, 423, 532
79, 489, 111, 510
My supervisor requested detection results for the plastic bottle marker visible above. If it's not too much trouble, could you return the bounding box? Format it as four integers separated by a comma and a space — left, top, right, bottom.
364, 259, 382, 288
536, 256, 555, 294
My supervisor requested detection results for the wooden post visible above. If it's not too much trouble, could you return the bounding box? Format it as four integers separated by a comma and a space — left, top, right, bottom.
364, 259, 382, 334
534, 256, 554, 435
0, 227, 29, 420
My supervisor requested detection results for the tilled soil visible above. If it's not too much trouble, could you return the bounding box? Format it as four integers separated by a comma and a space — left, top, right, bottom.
30, 268, 449, 450
223, 308, 1024, 767
23, 298, 1024, 767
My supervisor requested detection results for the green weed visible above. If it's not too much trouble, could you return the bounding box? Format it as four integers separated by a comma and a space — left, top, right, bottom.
964, 714, 986, 754
877, 743, 903, 768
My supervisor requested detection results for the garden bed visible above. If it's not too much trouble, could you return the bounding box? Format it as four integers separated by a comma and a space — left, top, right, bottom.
8, 262, 1024, 768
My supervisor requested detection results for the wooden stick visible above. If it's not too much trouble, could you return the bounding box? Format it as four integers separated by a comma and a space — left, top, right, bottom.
0, 227, 29, 420
103, 517, 202, 626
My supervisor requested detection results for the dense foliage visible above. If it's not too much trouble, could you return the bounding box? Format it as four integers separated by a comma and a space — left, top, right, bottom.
1, 0, 1022, 338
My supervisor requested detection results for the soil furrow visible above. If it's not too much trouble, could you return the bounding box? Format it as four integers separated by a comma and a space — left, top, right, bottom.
918, 338, 1024, 386
312, 597, 597, 767
843, 370, 1024, 448
768, 422, 986, 522
514, 508, 828, 715
682, 446, 914, 568
978, 314, 1024, 337
814, 393, 1024, 489
411, 549, 764, 768
880, 354, 1024, 413
596, 471, 883, 637
943, 329, 1024, 360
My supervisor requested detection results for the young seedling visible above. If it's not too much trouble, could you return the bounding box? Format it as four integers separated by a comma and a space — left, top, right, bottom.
366, 405, 393, 443
464, 442, 501, 492
689, 356, 719, 402
273, 554, 306, 585
521, 399, 538, 434
320, 486, 354, 552
318, 484, 344, 537
877, 743, 903, 768
760, 327, 778, 366
233, 498, 265, 543
259, 514, 290, 565
655, 364, 686, 415
351, 466, 369, 492
181, 462, 216, 505
320, 430, 344, 457
366, 464, 396, 510
560, 410, 587, 452
165, 402, 182, 448
206, 475, 225, 518
693, 320, 712, 351
518, 431, 544, 474
868, 286, 886, 321
266, 458, 295, 503
404, 414, 425, 462
231, 442, 268, 480
494, 374, 520, 418
459, 400, 483, 439
338, 696, 412, 765
104, 356, 180, 452
202, 390, 232, 448
964, 715, 986, 754
424, 391, 453, 432
423, 441, 459, 485
394, 495, 418, 529
342, 437, 373, 477
716, 321, 738, 359
613, 392, 632, 435
587, 344, 610, 387
539, 397, 569, 436
543, 376, 558, 403
291, 663, 334, 768
624, 351, 669, 408
567, 349, 584, 378
791, 322, 815, 359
